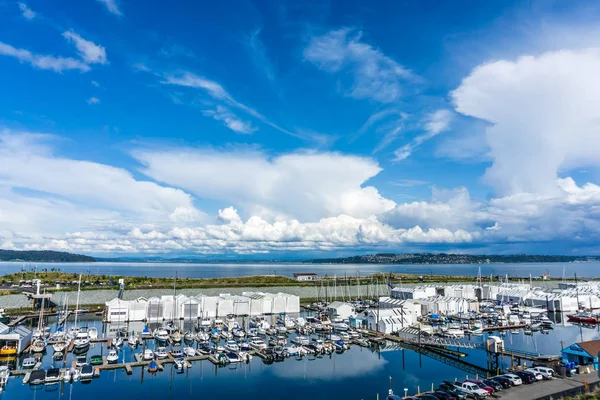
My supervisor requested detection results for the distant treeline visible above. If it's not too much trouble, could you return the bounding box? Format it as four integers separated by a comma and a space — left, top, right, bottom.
0, 250, 96, 262
305, 253, 599, 264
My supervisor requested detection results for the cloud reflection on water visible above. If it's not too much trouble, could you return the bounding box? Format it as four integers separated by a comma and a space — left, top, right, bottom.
269, 346, 387, 381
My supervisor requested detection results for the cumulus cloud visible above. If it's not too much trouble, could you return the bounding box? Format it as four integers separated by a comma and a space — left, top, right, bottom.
0, 131, 201, 230
304, 28, 415, 103
18, 2, 36, 19
87, 97, 100, 105
8, 207, 471, 255
96, 0, 122, 16
452, 48, 600, 196
0, 42, 89, 73
134, 147, 396, 222
63, 31, 107, 65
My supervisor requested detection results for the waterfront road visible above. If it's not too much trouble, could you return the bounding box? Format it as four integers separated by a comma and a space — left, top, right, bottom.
497, 373, 600, 400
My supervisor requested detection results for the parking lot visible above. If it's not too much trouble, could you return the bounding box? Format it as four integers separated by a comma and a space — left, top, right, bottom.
496, 374, 599, 400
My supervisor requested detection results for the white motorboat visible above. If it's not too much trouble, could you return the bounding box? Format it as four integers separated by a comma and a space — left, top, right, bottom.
226, 352, 240, 363
196, 331, 210, 342
75, 356, 87, 367
292, 336, 310, 346
238, 351, 252, 362
23, 357, 37, 368
249, 338, 267, 351
73, 332, 90, 349
174, 358, 187, 370
45, 368, 61, 384
275, 325, 288, 334
224, 340, 239, 352
183, 346, 196, 357
170, 348, 183, 358
88, 327, 98, 340
220, 330, 233, 340
233, 329, 246, 338
155, 347, 168, 359
154, 329, 170, 341
142, 349, 154, 360
184, 332, 195, 342
106, 349, 119, 363
63, 367, 80, 382
331, 322, 350, 331
80, 364, 94, 380
0, 366, 9, 389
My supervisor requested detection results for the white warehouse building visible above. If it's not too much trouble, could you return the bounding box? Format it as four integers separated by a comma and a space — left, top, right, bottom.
106, 291, 300, 322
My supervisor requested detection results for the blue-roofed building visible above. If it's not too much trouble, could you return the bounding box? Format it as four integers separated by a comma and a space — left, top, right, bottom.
561, 339, 600, 369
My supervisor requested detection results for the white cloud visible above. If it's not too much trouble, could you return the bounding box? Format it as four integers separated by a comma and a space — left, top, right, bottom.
91, 80, 100, 87
247, 29, 275, 82
453, 48, 600, 196
161, 70, 331, 144
202, 105, 256, 134
18, 2, 36, 19
393, 109, 453, 161
384, 187, 484, 232
63, 31, 107, 65
96, 0, 123, 16
133, 147, 396, 222
0, 131, 201, 230
0, 42, 89, 72
304, 28, 414, 103
87, 97, 100, 105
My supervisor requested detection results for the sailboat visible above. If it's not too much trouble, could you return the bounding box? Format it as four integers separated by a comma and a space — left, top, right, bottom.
32, 288, 48, 340
31, 339, 46, 353
72, 275, 90, 350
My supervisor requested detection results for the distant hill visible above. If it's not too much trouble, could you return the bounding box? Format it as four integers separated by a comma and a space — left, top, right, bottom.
306, 253, 600, 264
0, 250, 95, 262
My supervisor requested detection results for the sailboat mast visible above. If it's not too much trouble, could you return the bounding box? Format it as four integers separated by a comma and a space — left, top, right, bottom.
74, 274, 82, 327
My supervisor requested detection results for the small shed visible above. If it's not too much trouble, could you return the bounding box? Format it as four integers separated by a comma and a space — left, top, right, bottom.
293, 273, 318, 282
562, 339, 600, 369
0, 325, 32, 354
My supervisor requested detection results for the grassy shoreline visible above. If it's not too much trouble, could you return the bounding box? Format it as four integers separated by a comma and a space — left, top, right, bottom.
0, 271, 588, 297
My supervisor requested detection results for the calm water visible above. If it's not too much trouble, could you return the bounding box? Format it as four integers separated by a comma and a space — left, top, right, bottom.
1, 261, 599, 279
2, 314, 599, 400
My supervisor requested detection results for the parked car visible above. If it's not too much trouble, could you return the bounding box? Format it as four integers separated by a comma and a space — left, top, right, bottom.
525, 368, 544, 381
489, 376, 512, 388
514, 370, 536, 384
482, 378, 503, 391
438, 383, 468, 400
417, 395, 440, 400
460, 382, 489, 399
464, 379, 495, 394
503, 374, 523, 386
531, 366, 554, 379
430, 390, 456, 400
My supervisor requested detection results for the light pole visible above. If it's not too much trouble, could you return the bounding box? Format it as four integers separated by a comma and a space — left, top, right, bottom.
404, 388, 408, 397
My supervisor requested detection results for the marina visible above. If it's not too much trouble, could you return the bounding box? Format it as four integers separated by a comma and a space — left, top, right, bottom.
0, 269, 598, 399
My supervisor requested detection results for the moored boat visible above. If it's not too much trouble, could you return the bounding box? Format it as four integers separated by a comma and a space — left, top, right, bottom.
567, 312, 599, 324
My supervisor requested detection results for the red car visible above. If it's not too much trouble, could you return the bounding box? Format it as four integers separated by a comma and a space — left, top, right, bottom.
464, 379, 494, 395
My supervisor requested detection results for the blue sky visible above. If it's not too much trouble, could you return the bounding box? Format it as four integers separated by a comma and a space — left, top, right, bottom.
1, 0, 600, 257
